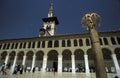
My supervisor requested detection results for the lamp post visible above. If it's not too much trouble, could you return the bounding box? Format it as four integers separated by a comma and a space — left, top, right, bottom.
81, 13, 108, 78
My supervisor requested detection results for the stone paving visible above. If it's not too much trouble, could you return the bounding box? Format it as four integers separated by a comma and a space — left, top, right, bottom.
0, 71, 117, 78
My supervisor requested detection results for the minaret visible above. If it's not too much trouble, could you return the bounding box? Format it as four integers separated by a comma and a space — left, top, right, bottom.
39, 2, 59, 37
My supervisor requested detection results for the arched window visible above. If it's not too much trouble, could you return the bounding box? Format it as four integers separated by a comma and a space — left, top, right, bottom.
6, 43, 10, 49
67, 40, 71, 47
37, 41, 41, 48
54, 40, 59, 47
86, 39, 90, 46
111, 37, 116, 45
103, 38, 108, 45
74, 39, 78, 46
42, 41, 45, 48
11, 43, 14, 49
3, 43, 6, 49
79, 39, 83, 46
117, 37, 120, 44
0, 44, 2, 49
48, 41, 52, 48
99, 38, 103, 45
62, 40, 65, 47
20, 42, 23, 49
28, 42, 31, 48
32, 42, 35, 48
15, 43, 18, 49
23, 42, 26, 48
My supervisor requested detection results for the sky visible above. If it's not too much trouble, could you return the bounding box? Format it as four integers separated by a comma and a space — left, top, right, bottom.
0, 0, 120, 40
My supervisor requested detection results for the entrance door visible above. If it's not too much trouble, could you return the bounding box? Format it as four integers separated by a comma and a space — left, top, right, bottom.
53, 62, 58, 72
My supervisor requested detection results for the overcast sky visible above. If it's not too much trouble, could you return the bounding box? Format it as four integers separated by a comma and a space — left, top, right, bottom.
0, 0, 120, 40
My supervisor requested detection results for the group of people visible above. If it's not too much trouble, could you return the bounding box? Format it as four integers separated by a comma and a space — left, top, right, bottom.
0, 63, 7, 75
13, 64, 24, 74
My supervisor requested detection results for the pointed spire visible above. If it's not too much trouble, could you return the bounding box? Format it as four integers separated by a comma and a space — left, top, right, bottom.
48, 2, 54, 17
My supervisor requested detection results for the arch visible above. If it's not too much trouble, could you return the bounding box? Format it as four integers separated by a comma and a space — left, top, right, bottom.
54, 40, 59, 47
9, 51, 16, 60
74, 49, 85, 72
8, 51, 16, 65
103, 38, 108, 45
47, 50, 58, 72
23, 42, 26, 48
48, 40, 52, 48
26, 51, 34, 67
86, 39, 90, 46
26, 51, 34, 60
37, 41, 41, 48
62, 40, 65, 47
102, 48, 114, 73
62, 49, 72, 60
17, 51, 24, 65
1, 51, 7, 60
74, 39, 78, 46
87, 48, 94, 60
62, 49, 72, 72
17, 51, 24, 60
111, 37, 116, 45
115, 48, 120, 60
79, 39, 83, 46
67, 40, 71, 47
36, 51, 44, 60
0, 51, 7, 65
41, 41, 45, 48
99, 38, 103, 45
35, 51, 44, 69
32, 42, 35, 48
87, 48, 95, 72
102, 48, 112, 60
74, 49, 84, 60
117, 37, 120, 44
47, 50, 58, 60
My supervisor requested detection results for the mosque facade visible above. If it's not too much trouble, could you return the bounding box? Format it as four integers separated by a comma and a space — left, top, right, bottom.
0, 3, 120, 77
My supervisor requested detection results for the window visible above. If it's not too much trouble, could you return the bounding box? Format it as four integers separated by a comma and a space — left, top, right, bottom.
19, 43, 23, 49
111, 37, 116, 45
86, 39, 90, 46
42, 41, 45, 48
48, 41, 52, 48
79, 39, 83, 46
117, 37, 120, 44
3, 43, 6, 49
99, 38, 103, 45
23, 42, 26, 48
62, 40, 65, 47
37, 41, 41, 48
103, 38, 108, 45
74, 39, 78, 46
15, 43, 18, 49
7, 43, 10, 49
32, 42, 35, 48
54, 40, 59, 47
28, 42, 31, 48
11, 43, 14, 49
67, 40, 71, 47
0, 44, 2, 49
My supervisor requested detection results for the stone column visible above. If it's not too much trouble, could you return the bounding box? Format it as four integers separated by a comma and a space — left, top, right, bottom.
5, 54, 9, 65
84, 54, 90, 76
12, 55, 17, 73
58, 55, 62, 73
71, 55, 75, 73
31, 54, 36, 72
22, 55, 26, 66
42, 55, 47, 72
111, 54, 120, 77
89, 27, 108, 78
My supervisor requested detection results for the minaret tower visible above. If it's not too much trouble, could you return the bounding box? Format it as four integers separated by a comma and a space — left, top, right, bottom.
39, 2, 59, 37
